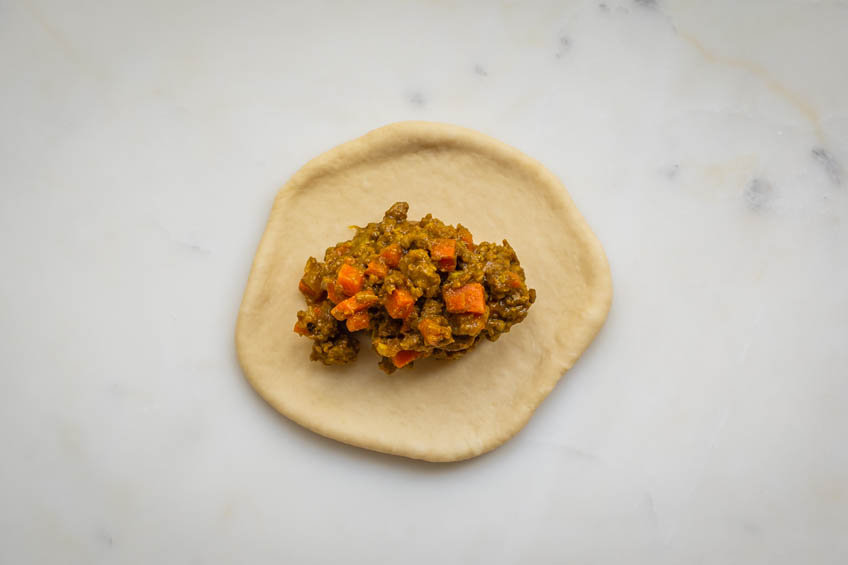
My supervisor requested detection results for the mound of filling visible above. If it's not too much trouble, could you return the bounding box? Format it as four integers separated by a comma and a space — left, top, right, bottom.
293, 202, 536, 373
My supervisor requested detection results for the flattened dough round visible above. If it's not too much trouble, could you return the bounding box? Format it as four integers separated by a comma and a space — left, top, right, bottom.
236, 122, 612, 462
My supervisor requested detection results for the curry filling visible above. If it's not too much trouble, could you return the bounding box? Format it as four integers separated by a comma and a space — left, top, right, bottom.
294, 202, 536, 373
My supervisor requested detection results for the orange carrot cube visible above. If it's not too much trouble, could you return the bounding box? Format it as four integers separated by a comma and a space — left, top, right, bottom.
444, 283, 486, 314
345, 310, 370, 332
430, 239, 456, 271
330, 292, 378, 320
392, 350, 422, 368
463, 283, 486, 314
379, 243, 402, 268
365, 259, 388, 278
337, 264, 364, 296
326, 280, 344, 304
385, 289, 415, 319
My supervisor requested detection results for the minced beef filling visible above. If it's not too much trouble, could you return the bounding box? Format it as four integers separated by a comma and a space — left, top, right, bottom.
294, 202, 536, 373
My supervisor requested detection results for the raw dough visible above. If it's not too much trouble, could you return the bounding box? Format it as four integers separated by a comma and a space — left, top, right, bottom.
236, 122, 612, 462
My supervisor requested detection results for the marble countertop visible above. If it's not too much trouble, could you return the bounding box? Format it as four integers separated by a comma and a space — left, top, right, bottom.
2, 1, 846, 563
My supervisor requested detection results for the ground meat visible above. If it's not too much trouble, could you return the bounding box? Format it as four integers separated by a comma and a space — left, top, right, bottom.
294, 202, 536, 373
399, 250, 441, 298
310, 333, 359, 365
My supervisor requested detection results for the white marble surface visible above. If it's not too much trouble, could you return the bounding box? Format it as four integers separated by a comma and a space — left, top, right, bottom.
2, 0, 847, 563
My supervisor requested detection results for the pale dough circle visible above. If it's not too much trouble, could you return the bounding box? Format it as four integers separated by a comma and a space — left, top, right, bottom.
236, 121, 612, 462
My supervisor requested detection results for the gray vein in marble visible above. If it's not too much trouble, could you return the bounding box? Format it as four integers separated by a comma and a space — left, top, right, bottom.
744, 178, 774, 211
555, 32, 571, 59
663, 164, 680, 180
95, 529, 113, 548
408, 91, 426, 107
812, 147, 842, 185
643, 492, 659, 532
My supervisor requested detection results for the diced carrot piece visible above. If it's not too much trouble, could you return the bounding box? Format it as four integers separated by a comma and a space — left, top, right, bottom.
431, 239, 455, 257
385, 289, 415, 319
463, 283, 486, 314
298, 279, 321, 300
293, 321, 309, 336
380, 243, 402, 268
365, 259, 388, 278
326, 280, 344, 304
430, 239, 456, 272
418, 318, 450, 346
444, 283, 486, 314
337, 264, 364, 296
506, 271, 523, 289
330, 292, 378, 320
392, 349, 422, 368
417, 318, 439, 341
346, 310, 370, 332
458, 226, 474, 249
330, 299, 353, 320
443, 286, 467, 313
